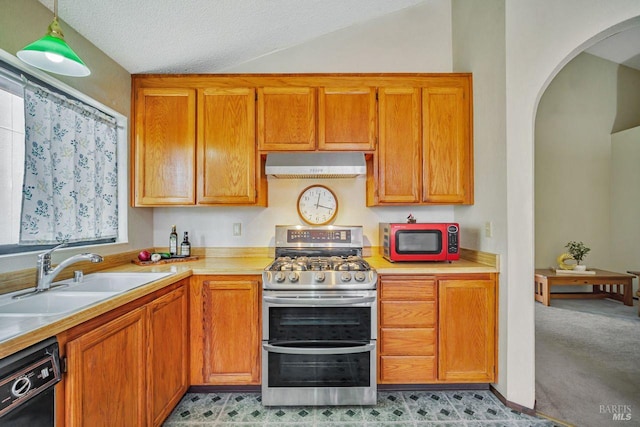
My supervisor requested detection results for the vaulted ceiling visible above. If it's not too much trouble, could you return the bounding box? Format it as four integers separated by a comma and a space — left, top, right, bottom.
40, 0, 427, 74
39, 1, 640, 74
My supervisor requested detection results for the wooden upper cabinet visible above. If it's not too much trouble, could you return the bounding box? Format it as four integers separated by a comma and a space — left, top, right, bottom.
133, 88, 196, 206
318, 87, 376, 151
197, 88, 257, 204
422, 81, 473, 204
258, 87, 316, 151
376, 87, 422, 204
368, 76, 473, 206
438, 276, 496, 382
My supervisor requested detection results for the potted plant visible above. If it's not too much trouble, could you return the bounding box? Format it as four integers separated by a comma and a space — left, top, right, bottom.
565, 241, 591, 270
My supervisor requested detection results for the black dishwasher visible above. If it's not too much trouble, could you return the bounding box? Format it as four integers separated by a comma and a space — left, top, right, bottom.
0, 337, 61, 427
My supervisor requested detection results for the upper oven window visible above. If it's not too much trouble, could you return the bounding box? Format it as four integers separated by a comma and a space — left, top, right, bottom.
395, 230, 442, 254
269, 307, 371, 341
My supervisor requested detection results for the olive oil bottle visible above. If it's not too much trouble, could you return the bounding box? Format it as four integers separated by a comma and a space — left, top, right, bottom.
169, 225, 178, 256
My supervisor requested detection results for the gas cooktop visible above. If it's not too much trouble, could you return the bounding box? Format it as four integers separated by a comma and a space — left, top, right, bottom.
263, 226, 377, 291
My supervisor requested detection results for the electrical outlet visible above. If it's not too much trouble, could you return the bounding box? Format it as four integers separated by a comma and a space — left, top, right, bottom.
233, 223, 242, 236
485, 221, 493, 238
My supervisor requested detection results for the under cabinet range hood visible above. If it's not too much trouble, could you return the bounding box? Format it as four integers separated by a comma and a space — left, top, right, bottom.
265, 153, 366, 179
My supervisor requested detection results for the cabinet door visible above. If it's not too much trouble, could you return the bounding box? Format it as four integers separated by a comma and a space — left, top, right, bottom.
197, 88, 257, 204
66, 307, 147, 427
422, 80, 473, 204
257, 87, 316, 151
438, 278, 496, 382
318, 87, 376, 151
147, 285, 188, 427
376, 87, 421, 203
134, 88, 196, 205
201, 278, 261, 384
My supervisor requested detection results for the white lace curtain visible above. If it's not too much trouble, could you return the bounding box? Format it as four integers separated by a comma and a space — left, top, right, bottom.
19, 82, 118, 244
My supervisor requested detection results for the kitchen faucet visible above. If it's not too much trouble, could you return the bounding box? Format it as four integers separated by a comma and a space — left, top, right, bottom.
13, 243, 104, 299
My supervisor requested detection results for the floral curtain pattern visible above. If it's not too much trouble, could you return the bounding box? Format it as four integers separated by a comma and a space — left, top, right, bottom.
19, 82, 118, 244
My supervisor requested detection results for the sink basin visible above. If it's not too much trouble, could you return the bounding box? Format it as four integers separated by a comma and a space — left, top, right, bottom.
0, 292, 116, 316
55, 272, 174, 293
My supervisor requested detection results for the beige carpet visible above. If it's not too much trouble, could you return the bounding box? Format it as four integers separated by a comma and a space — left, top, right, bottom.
535, 298, 640, 426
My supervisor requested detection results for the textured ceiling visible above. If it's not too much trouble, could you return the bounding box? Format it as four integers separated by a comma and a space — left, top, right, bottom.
40, 0, 427, 74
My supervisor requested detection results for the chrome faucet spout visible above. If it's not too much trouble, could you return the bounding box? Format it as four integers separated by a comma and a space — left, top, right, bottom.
34, 245, 104, 292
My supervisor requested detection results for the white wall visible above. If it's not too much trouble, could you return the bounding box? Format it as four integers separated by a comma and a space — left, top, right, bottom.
153, 0, 455, 249
610, 126, 640, 296
451, 0, 508, 397
535, 53, 640, 270
505, 0, 640, 409
154, 178, 454, 249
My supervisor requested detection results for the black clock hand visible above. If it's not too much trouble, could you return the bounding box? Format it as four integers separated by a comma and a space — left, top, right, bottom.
317, 204, 333, 210
316, 193, 320, 209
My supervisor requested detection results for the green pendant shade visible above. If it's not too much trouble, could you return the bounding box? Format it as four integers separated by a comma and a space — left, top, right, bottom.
17, 16, 90, 77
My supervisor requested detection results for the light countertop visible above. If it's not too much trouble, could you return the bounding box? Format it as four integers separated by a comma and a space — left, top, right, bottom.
0, 253, 498, 358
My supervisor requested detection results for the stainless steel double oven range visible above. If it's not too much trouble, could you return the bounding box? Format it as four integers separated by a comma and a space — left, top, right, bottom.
262, 225, 377, 406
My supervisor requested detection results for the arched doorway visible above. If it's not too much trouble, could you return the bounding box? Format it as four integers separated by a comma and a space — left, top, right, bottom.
502, 4, 640, 413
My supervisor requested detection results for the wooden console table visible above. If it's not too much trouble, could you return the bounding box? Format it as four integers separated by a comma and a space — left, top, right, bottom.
534, 268, 633, 306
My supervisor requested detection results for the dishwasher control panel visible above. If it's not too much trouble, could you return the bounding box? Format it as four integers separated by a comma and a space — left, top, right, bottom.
0, 340, 61, 418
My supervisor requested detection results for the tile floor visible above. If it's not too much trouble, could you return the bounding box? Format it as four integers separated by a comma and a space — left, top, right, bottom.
163, 390, 559, 426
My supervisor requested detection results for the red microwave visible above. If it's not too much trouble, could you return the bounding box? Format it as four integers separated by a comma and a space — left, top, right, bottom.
380, 222, 460, 262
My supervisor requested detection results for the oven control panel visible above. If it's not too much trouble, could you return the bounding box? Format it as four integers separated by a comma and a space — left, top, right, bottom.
275, 225, 364, 249
287, 229, 351, 243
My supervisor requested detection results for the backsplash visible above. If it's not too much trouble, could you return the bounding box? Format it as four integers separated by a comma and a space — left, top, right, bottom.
153, 177, 454, 248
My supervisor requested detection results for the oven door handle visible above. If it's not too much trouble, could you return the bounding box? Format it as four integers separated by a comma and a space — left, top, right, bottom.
263, 342, 375, 355
263, 295, 376, 306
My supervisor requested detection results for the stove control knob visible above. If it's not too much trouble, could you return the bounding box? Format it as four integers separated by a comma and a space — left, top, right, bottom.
288, 272, 299, 282
354, 271, 367, 282
314, 272, 326, 282
340, 272, 352, 282
274, 272, 286, 283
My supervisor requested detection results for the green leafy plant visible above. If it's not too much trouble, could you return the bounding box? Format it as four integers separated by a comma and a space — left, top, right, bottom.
565, 241, 591, 264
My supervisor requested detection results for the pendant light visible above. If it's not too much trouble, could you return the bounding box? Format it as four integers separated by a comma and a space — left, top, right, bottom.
17, 0, 90, 77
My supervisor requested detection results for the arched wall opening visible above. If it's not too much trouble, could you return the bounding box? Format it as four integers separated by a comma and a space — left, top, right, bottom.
504, 5, 640, 409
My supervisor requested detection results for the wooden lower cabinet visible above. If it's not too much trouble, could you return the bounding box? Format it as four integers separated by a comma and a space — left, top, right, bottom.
147, 285, 189, 426
378, 273, 498, 384
438, 275, 497, 382
190, 275, 261, 385
66, 307, 147, 427
378, 276, 437, 383
61, 279, 189, 427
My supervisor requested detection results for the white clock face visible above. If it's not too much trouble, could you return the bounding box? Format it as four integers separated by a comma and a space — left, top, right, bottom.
297, 185, 338, 225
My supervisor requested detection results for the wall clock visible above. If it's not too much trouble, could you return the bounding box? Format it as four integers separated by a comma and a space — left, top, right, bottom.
297, 185, 338, 225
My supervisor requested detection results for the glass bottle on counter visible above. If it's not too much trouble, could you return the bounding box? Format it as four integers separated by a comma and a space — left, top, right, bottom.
181, 232, 191, 257
169, 225, 178, 256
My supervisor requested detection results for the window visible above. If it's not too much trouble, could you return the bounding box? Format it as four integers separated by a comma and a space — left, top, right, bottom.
0, 57, 127, 255
0, 81, 24, 246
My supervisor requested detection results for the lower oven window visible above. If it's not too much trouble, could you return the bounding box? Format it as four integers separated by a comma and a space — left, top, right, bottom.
267, 342, 371, 388
269, 307, 371, 341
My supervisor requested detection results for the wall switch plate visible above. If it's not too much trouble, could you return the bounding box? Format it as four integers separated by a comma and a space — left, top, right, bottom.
485, 221, 493, 238
233, 223, 242, 236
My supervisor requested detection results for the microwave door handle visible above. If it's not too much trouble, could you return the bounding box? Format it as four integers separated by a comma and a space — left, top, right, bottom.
263, 295, 376, 306
263, 343, 375, 355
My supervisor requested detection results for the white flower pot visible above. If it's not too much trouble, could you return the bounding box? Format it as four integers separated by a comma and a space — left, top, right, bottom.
574, 264, 587, 271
